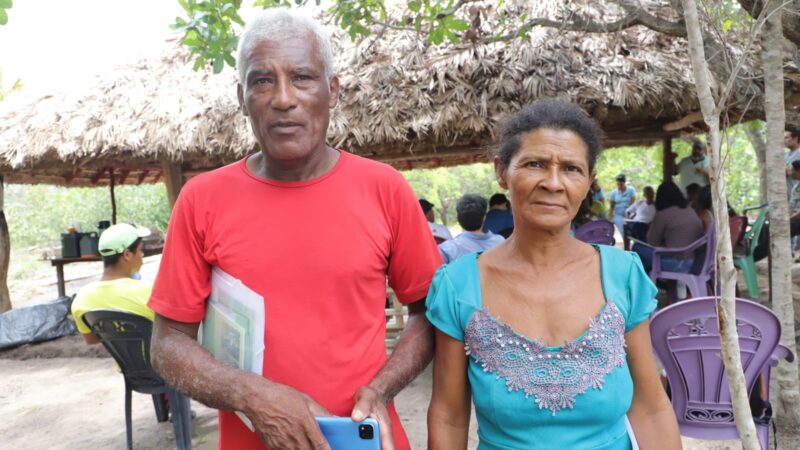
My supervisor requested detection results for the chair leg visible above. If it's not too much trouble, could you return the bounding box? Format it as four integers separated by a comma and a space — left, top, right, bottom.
153, 393, 169, 423
125, 380, 133, 450
167, 388, 192, 450
741, 257, 759, 299
756, 423, 769, 450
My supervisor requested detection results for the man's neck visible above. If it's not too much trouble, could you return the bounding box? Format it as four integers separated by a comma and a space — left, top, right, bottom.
100, 266, 132, 281
465, 229, 485, 236
248, 145, 340, 182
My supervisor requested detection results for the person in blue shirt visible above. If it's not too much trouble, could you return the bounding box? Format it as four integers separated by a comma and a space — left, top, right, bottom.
609, 174, 636, 236
426, 100, 679, 450
483, 193, 515, 237
439, 194, 505, 264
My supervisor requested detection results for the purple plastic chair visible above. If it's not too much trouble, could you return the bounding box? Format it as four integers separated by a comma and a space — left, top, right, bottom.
649, 225, 716, 302
650, 296, 795, 449
574, 219, 615, 245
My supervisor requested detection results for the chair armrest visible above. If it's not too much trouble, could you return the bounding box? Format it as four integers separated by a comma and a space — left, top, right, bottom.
742, 203, 769, 215
628, 237, 650, 248
768, 344, 796, 367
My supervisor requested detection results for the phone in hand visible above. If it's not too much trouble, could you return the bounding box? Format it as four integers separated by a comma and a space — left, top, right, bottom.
316, 417, 381, 450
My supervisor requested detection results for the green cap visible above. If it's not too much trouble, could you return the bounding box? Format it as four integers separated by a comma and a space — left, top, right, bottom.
98, 223, 151, 256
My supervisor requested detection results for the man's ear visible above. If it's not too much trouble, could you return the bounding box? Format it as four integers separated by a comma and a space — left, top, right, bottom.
328, 75, 340, 109
237, 83, 248, 117
494, 158, 508, 190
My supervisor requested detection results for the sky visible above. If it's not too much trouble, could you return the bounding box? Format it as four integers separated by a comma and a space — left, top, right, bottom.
0, 0, 187, 96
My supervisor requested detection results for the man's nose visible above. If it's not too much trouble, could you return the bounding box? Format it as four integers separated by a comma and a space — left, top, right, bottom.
271, 77, 298, 110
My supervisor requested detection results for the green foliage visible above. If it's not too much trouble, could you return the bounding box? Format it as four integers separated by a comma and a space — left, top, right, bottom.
6, 184, 172, 248
172, 0, 247, 73
402, 163, 501, 226
0, 68, 22, 101
0, 0, 11, 26
174, 0, 506, 72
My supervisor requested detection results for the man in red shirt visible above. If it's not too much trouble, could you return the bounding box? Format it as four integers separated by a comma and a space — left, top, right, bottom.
148, 8, 442, 450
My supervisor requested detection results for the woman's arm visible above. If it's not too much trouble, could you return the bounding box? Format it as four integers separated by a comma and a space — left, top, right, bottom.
428, 329, 471, 450
626, 320, 682, 450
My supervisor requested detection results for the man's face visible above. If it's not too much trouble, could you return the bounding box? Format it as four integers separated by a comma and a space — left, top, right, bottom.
692, 145, 706, 158
237, 34, 339, 162
785, 132, 799, 150
124, 241, 145, 274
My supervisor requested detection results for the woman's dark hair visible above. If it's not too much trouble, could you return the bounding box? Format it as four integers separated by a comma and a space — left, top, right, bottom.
697, 185, 713, 211
102, 238, 142, 267
495, 99, 604, 173
654, 182, 688, 211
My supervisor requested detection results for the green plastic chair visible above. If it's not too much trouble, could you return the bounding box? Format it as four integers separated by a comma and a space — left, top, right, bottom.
733, 204, 768, 299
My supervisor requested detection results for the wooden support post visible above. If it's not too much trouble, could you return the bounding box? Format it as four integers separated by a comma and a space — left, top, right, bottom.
109, 168, 117, 225
662, 136, 674, 183
162, 161, 184, 209
0, 175, 11, 313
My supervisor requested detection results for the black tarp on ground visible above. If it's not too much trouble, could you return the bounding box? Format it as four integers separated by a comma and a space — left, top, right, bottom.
0, 296, 77, 350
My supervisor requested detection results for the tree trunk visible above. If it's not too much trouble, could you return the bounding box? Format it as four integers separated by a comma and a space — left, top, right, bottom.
681, 0, 761, 448
745, 122, 769, 204
0, 175, 10, 314
763, 1, 800, 447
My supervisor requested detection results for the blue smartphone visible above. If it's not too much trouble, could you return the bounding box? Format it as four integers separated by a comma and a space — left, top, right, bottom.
316, 417, 381, 450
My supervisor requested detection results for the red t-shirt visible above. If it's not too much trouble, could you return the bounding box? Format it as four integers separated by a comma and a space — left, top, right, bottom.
149, 151, 442, 449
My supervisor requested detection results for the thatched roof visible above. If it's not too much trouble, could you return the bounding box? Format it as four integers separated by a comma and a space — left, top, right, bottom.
0, 1, 725, 186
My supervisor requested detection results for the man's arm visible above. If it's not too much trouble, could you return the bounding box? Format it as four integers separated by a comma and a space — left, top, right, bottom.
151, 314, 332, 450
351, 300, 435, 450
80, 332, 101, 345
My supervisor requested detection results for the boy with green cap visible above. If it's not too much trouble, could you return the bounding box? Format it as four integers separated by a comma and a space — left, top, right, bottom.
70, 223, 154, 345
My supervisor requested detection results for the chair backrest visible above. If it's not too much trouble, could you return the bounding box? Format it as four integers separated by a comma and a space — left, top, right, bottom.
82, 310, 165, 392
650, 296, 781, 437
744, 205, 769, 255
689, 224, 716, 276
729, 216, 747, 249
574, 219, 615, 245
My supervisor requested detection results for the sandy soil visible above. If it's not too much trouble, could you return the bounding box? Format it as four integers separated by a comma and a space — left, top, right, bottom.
0, 247, 790, 449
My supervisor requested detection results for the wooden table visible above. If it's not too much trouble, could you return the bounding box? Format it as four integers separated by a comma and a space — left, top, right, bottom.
49, 246, 163, 298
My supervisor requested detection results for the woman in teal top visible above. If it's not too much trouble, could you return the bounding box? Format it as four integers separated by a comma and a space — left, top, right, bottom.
426, 100, 680, 450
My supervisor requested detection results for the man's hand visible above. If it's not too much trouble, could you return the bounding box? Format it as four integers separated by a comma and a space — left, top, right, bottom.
243, 379, 333, 450
351, 386, 396, 450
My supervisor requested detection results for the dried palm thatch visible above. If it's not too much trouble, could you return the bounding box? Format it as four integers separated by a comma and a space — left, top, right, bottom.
0, 0, 729, 186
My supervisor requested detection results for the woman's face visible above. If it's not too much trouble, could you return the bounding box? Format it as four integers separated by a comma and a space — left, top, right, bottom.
496, 128, 593, 232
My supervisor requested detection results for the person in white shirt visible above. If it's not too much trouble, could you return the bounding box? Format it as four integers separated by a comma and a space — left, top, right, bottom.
784, 131, 800, 201
624, 186, 656, 246
674, 140, 709, 195
420, 198, 453, 243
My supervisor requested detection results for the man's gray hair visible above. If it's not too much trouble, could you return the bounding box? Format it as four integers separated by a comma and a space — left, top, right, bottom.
236, 8, 335, 85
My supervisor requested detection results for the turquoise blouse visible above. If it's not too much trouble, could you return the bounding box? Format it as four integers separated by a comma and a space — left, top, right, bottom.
426, 245, 657, 450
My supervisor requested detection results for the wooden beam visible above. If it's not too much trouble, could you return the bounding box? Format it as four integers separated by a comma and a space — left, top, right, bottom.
90, 167, 109, 185
0, 175, 11, 312
137, 170, 150, 185
117, 168, 131, 186
161, 160, 185, 209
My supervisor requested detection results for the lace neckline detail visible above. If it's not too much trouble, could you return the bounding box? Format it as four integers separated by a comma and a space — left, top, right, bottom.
464, 301, 627, 415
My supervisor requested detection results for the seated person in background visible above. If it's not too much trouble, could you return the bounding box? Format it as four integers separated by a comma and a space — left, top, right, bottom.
675, 140, 710, 195
420, 198, 453, 244
632, 182, 705, 273
695, 185, 714, 230
483, 193, 514, 237
624, 185, 656, 241
685, 183, 701, 211
439, 194, 504, 264
71, 223, 153, 344
589, 180, 607, 219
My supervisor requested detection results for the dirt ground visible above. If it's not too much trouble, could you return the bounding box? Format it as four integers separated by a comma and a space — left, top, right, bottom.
0, 247, 790, 449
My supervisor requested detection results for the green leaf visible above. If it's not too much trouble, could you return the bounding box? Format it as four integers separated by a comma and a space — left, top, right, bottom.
0, 9, 7, 26
722, 19, 733, 33
193, 57, 206, 71
408, 0, 420, 12
0, 0, 12, 8
446, 18, 469, 32
213, 55, 224, 73
223, 53, 236, 67
181, 30, 204, 47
